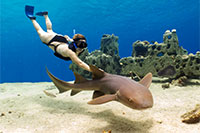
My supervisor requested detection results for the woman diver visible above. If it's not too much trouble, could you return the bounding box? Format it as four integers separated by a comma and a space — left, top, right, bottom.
25, 5, 91, 72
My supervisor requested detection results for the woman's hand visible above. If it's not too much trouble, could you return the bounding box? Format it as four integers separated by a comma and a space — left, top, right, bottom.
64, 35, 74, 42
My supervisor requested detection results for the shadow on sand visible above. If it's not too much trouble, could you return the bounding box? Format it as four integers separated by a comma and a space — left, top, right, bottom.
36, 96, 153, 133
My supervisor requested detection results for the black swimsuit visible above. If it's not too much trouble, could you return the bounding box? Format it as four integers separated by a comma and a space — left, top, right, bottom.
46, 35, 80, 61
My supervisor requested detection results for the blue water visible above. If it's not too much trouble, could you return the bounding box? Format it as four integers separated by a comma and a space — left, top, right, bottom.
0, 0, 199, 83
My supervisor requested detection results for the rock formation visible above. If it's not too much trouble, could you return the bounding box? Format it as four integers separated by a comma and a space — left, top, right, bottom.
70, 30, 200, 79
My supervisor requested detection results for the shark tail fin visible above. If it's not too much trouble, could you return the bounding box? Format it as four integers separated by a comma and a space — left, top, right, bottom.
139, 73, 152, 88
46, 67, 71, 93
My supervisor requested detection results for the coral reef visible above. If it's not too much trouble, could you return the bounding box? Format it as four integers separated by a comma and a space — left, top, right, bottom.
100, 34, 119, 56
132, 29, 187, 57
120, 29, 200, 79
69, 34, 121, 77
181, 104, 200, 124
69, 30, 200, 80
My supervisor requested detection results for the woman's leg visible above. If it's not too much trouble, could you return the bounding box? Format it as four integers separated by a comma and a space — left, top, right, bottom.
44, 15, 54, 33
31, 19, 55, 44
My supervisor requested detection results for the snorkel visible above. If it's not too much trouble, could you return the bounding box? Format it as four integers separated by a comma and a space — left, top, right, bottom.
70, 29, 78, 49
73, 29, 76, 36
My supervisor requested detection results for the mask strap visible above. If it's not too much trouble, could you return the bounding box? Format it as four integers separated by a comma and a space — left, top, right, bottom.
73, 42, 78, 49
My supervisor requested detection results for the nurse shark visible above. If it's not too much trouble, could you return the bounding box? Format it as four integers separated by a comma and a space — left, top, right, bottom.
46, 65, 153, 110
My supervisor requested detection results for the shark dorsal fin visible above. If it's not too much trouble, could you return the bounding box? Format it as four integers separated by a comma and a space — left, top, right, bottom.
73, 72, 88, 83
89, 65, 105, 80
139, 73, 152, 88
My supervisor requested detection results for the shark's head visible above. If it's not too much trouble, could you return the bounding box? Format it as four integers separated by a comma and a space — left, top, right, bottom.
116, 85, 153, 110
115, 73, 154, 110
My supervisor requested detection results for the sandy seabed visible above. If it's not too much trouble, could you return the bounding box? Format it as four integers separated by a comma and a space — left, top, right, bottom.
0, 78, 200, 133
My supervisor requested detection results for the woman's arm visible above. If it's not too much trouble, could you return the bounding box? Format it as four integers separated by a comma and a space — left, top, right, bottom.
56, 44, 91, 72
67, 49, 91, 72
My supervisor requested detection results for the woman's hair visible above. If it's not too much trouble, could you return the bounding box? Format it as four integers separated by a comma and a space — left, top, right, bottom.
73, 34, 87, 48
73, 34, 86, 42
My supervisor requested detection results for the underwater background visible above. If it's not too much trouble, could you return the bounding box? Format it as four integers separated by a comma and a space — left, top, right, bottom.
0, 0, 199, 83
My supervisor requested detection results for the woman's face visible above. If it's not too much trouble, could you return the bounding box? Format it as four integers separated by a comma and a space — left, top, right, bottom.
76, 39, 87, 48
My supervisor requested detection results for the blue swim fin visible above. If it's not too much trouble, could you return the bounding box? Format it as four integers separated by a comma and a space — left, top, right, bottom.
36, 11, 48, 16
25, 5, 36, 20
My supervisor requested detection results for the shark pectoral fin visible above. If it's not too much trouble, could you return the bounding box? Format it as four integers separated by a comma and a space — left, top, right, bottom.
88, 94, 116, 105
89, 65, 105, 80
70, 90, 82, 96
139, 73, 152, 88
92, 91, 105, 99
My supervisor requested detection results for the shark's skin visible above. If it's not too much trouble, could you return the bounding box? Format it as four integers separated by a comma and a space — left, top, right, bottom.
46, 65, 153, 110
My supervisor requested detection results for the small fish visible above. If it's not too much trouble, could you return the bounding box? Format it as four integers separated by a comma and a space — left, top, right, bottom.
158, 65, 176, 77
46, 65, 153, 110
